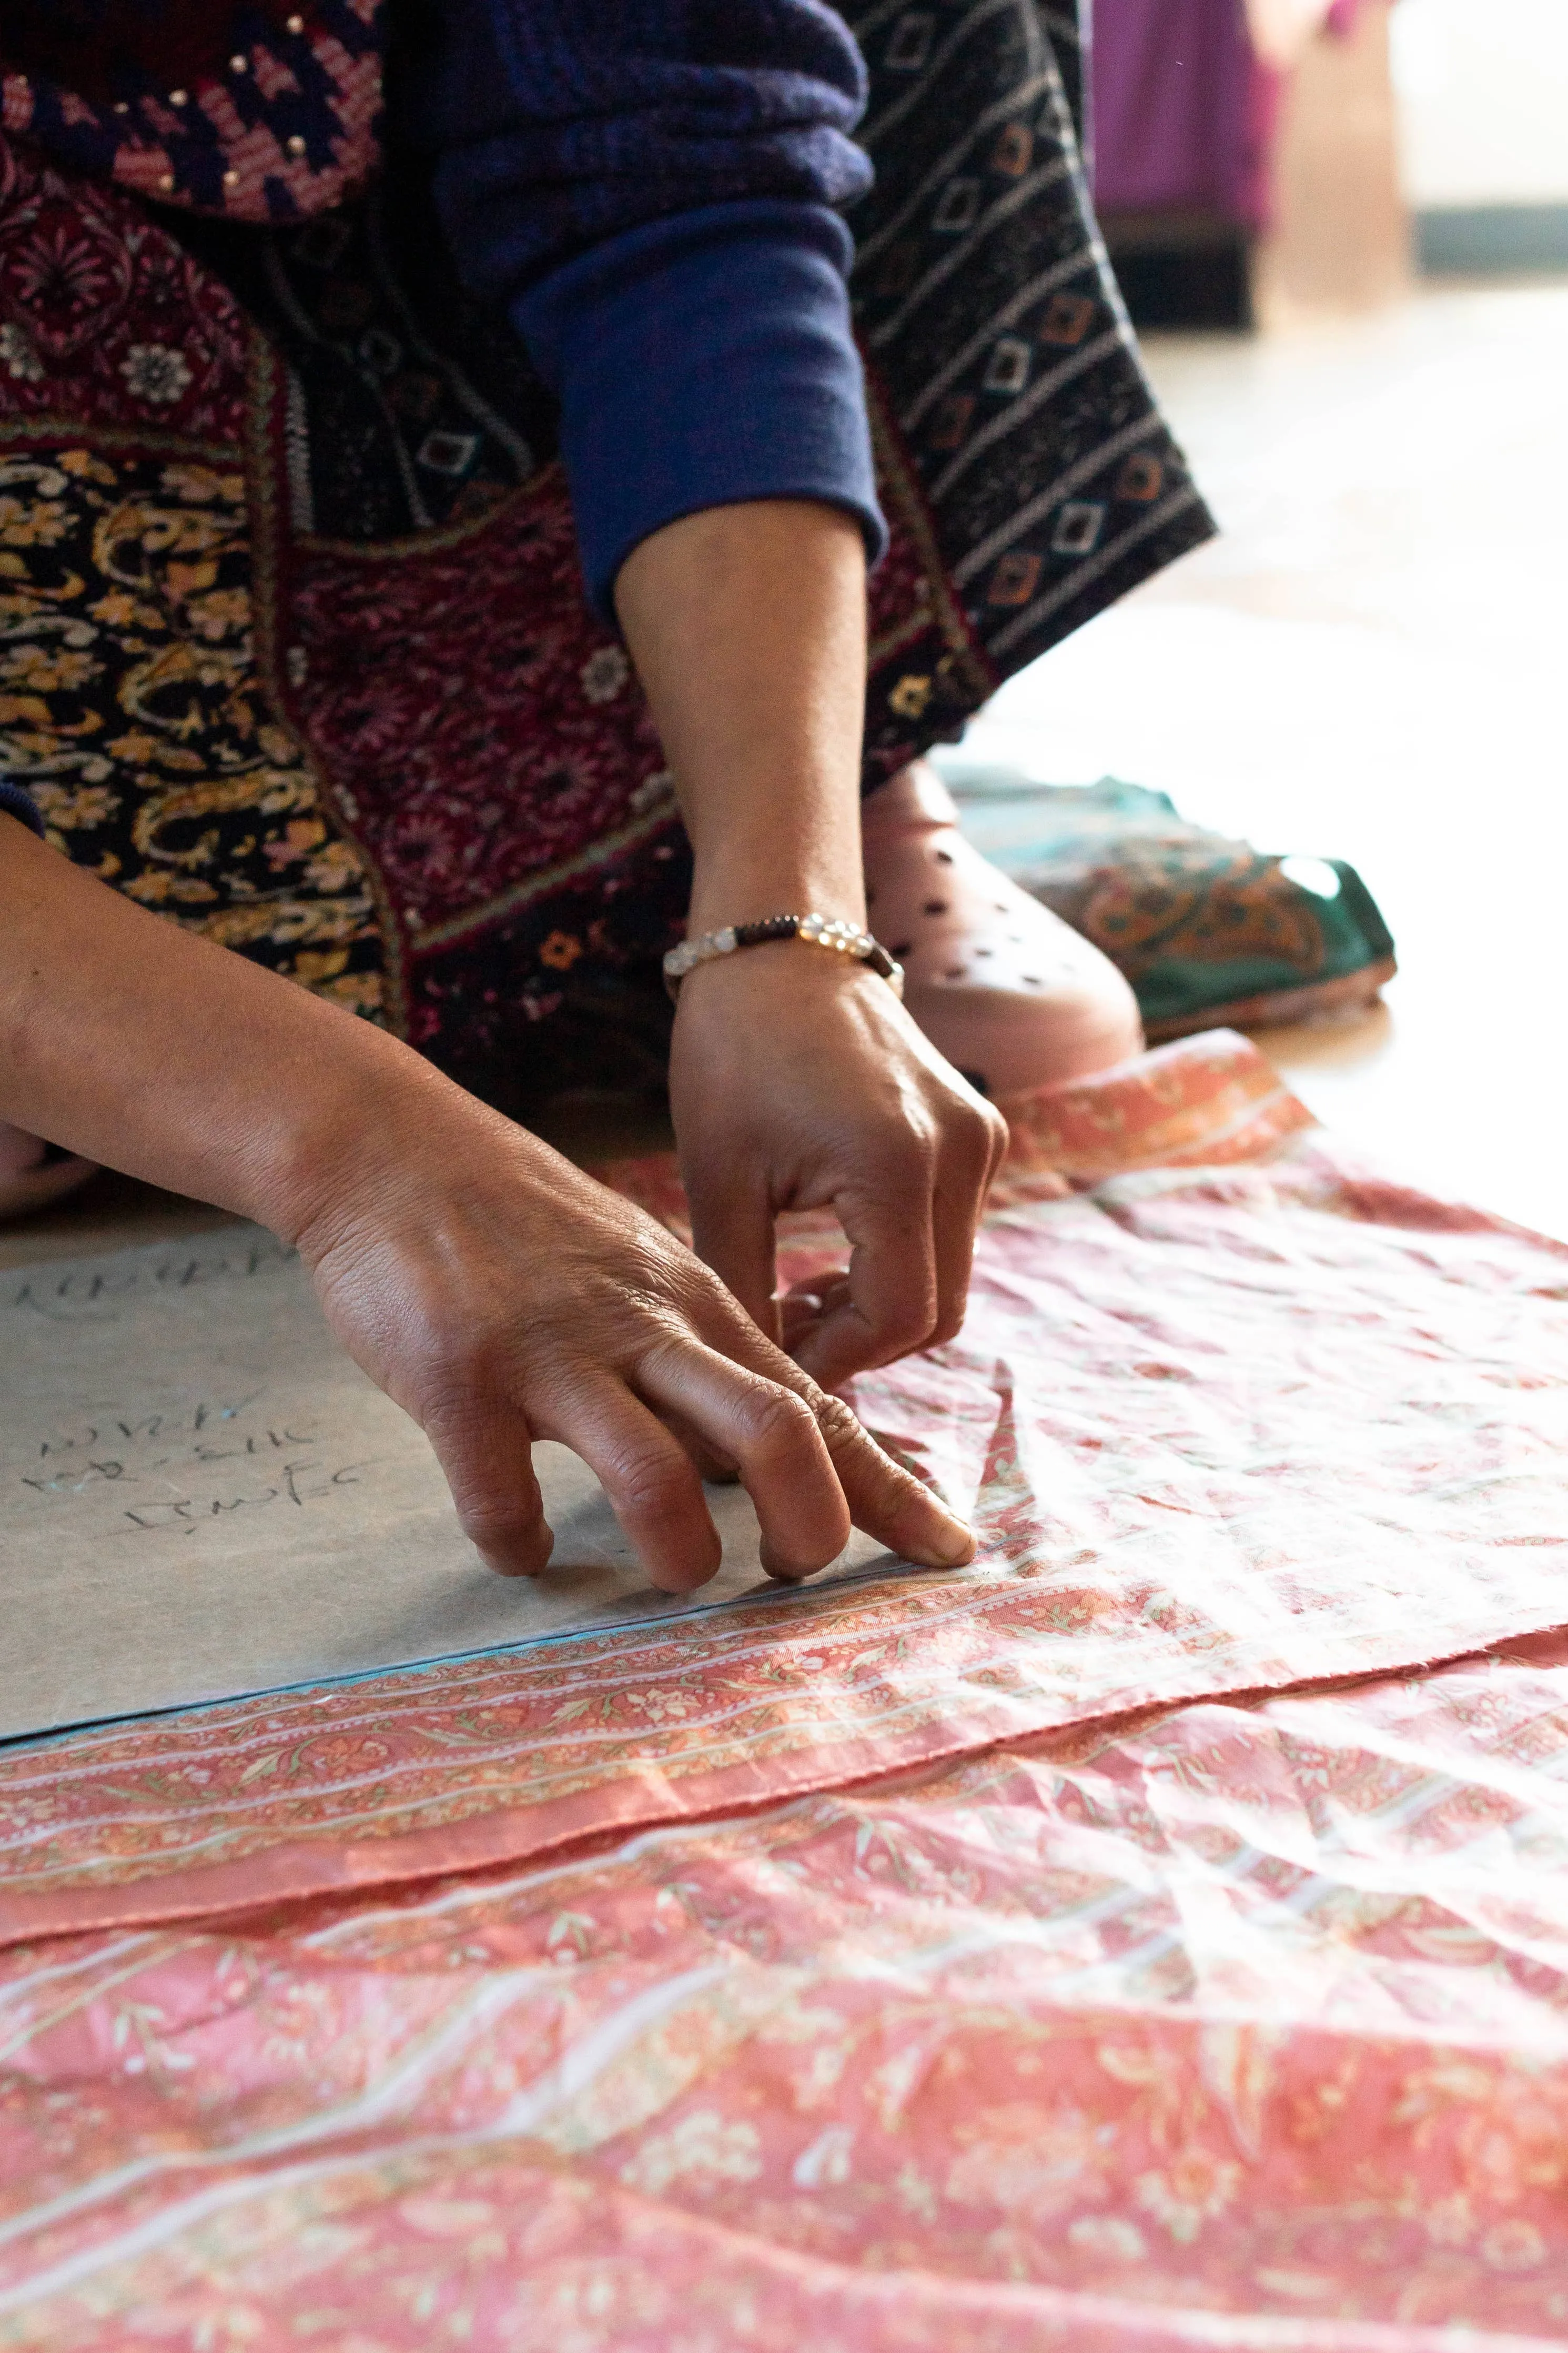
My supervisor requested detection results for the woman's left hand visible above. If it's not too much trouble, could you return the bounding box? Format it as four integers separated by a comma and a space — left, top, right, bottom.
669, 941, 1006, 1389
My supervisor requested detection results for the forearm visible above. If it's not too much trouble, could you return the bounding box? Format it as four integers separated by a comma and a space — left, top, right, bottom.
1, 484, 872, 1226
614, 498, 868, 932
0, 815, 451, 1240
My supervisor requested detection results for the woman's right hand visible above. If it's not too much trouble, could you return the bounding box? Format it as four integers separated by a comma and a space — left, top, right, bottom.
2, 817, 974, 1594
291, 1073, 978, 1594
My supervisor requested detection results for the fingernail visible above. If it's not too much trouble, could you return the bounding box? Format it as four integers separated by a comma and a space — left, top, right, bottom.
924, 1516, 976, 1568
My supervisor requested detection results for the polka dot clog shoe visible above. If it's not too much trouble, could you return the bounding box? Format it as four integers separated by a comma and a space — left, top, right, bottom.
863, 760, 1144, 1099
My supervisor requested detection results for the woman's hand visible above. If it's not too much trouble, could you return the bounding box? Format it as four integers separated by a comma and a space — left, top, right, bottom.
0, 815, 976, 1591
3, 479, 1006, 1594
294, 1071, 979, 1591
616, 497, 1008, 1392
669, 944, 1005, 1388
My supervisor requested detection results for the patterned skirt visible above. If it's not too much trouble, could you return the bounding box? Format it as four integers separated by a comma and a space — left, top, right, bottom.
0, 3, 1212, 1114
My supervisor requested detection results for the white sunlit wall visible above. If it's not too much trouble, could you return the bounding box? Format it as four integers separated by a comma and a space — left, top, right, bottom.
1390, 0, 1568, 268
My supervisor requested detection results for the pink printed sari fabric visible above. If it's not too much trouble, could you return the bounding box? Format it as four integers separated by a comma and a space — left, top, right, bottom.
6, 1641, 1568, 2347
3, 1034, 1568, 1952
5, 1032, 1568, 2345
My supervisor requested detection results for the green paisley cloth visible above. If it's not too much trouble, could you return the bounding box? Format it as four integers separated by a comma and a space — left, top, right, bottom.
946, 769, 1397, 1039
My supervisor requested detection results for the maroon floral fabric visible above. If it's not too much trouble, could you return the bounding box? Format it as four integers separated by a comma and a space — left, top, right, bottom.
0, 2, 1214, 1110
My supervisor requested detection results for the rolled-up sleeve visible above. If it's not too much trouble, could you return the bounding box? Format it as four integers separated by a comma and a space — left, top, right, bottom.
423, 0, 886, 618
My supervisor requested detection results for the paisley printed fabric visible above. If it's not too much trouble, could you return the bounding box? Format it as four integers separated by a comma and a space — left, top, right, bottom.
9, 1032, 1568, 1949
0, 440, 385, 1009
11, 1651, 1568, 2348
0, 124, 250, 431
946, 772, 1399, 1037
5, 1041, 1568, 2344
0, 2, 1215, 1109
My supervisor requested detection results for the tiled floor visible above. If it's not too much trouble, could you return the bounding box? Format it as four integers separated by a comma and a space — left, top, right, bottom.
959, 276, 1568, 1239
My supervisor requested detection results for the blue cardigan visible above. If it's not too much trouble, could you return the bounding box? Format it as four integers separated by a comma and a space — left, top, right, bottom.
0, 0, 884, 608
421, 0, 886, 618
0, 2, 885, 836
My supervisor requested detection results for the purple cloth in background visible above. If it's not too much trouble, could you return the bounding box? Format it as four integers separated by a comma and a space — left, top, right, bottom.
1090, 0, 1277, 229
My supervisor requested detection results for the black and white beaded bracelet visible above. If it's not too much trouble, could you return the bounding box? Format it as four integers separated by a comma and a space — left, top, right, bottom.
663, 912, 905, 1001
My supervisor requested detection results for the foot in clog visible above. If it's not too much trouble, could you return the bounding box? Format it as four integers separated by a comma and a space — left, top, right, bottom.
0, 1121, 98, 1222
862, 760, 1144, 1098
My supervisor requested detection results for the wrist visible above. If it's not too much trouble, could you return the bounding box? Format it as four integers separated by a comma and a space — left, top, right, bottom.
268, 1018, 584, 1280
262, 1032, 479, 1262
686, 834, 866, 936
679, 760, 865, 939
671, 930, 898, 1030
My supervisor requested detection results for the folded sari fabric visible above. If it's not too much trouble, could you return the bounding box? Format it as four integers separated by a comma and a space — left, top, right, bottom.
10, 1647, 1568, 2348
4, 1034, 1568, 2343
6, 1032, 1568, 1952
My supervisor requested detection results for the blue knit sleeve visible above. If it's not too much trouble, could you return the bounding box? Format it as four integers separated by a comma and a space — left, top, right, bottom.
423, 0, 885, 619
0, 782, 45, 838
425, 0, 874, 285
513, 198, 885, 621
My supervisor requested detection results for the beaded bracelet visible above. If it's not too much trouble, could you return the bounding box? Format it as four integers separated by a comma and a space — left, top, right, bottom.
663, 912, 905, 1001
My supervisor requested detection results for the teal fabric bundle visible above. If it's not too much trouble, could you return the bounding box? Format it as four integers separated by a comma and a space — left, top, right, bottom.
941, 768, 1396, 1038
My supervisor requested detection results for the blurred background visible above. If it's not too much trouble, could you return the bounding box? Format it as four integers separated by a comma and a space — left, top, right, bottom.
950, 0, 1568, 1233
